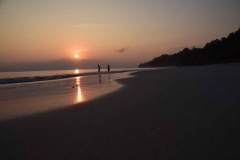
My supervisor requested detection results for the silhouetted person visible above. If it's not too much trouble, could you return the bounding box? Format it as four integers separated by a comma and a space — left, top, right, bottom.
107, 65, 110, 72
98, 64, 100, 72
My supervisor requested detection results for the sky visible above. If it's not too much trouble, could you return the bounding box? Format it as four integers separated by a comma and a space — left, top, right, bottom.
0, 0, 240, 71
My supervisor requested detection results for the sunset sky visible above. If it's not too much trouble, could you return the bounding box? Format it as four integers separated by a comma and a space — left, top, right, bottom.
0, 0, 240, 70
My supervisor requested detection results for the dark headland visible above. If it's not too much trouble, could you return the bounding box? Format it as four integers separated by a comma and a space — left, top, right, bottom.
1, 63, 240, 159
139, 28, 240, 68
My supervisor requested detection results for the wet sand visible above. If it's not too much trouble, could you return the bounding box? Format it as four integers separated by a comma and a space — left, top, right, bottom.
0, 72, 132, 121
1, 63, 240, 159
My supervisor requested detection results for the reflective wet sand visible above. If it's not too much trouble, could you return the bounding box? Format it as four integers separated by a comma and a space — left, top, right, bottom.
0, 72, 134, 121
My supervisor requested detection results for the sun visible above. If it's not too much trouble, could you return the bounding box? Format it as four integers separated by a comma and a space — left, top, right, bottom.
74, 54, 79, 58
75, 69, 79, 74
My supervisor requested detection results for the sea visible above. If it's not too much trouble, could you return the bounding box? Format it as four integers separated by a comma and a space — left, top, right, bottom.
0, 68, 154, 85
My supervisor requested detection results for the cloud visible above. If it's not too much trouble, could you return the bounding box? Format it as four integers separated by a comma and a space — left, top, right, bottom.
115, 47, 128, 53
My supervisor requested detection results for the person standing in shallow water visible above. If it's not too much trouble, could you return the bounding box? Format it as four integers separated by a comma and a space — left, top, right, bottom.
107, 65, 110, 72
98, 64, 100, 72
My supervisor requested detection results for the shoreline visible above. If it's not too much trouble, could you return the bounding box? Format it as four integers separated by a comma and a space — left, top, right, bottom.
0, 72, 136, 121
0, 68, 156, 85
1, 63, 240, 159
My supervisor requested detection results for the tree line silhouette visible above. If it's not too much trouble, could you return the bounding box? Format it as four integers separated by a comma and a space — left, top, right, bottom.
139, 28, 240, 68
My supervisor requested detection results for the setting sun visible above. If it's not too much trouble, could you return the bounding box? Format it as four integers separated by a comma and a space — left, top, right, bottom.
75, 69, 79, 74
74, 54, 79, 58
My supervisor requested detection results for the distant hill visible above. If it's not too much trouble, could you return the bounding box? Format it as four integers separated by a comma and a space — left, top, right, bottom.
139, 28, 240, 68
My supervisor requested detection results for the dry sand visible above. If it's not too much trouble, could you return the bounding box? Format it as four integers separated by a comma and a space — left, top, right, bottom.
1, 63, 240, 159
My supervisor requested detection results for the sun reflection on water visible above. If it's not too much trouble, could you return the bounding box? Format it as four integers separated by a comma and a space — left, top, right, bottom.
76, 77, 82, 102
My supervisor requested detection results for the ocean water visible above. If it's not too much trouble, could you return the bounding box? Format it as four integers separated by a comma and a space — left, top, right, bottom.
0, 68, 154, 84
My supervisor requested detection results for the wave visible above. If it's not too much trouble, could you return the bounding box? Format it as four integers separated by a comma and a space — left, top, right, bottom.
0, 69, 152, 85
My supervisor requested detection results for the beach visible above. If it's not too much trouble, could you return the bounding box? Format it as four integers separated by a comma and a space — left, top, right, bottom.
1, 63, 240, 159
